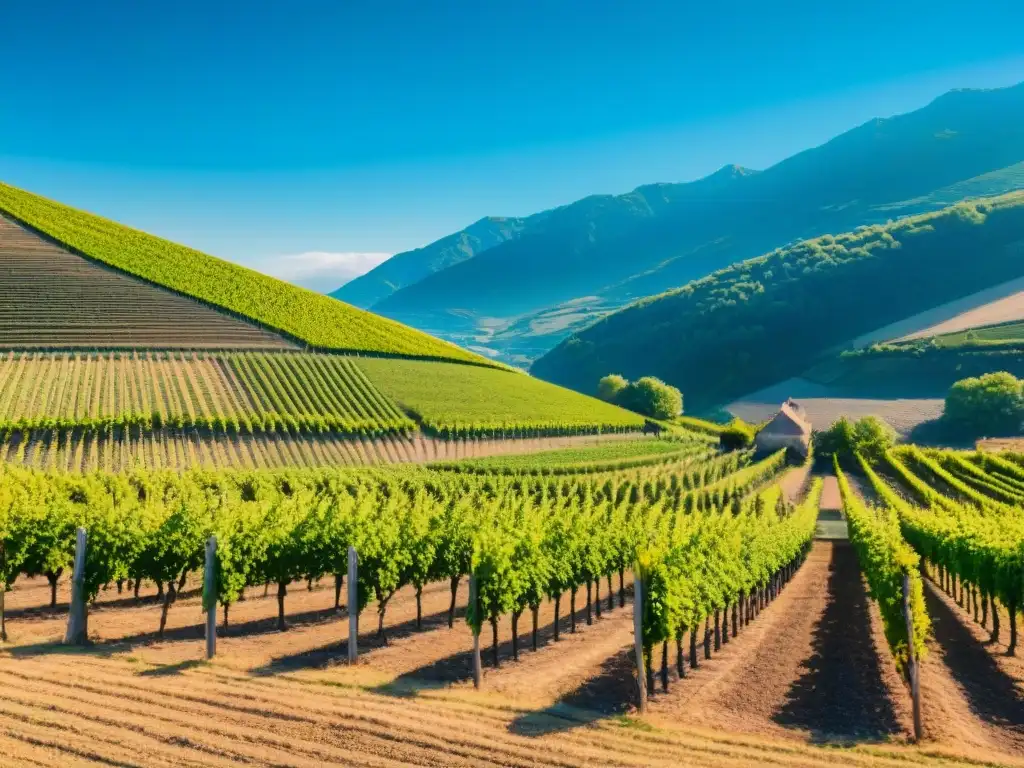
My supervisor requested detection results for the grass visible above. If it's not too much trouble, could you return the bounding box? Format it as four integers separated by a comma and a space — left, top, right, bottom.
429, 438, 697, 472
355, 357, 645, 437
0, 182, 496, 366
916, 319, 1024, 347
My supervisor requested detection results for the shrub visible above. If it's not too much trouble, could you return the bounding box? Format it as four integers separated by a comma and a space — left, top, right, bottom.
597, 374, 628, 402
944, 371, 1024, 437
719, 419, 755, 451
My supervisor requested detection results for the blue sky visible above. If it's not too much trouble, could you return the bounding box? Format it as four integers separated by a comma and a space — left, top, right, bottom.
1, 1, 1022, 291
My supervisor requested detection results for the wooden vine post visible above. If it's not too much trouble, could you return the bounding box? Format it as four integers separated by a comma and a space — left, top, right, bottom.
348, 546, 358, 663
470, 574, 482, 689
902, 571, 922, 742
633, 568, 647, 713
204, 536, 217, 660
64, 527, 88, 645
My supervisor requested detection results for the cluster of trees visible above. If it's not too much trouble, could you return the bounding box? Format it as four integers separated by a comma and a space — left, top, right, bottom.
814, 416, 897, 465
944, 371, 1024, 438
598, 375, 683, 420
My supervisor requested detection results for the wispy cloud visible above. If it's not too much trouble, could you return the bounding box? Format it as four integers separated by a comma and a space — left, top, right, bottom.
251, 251, 392, 293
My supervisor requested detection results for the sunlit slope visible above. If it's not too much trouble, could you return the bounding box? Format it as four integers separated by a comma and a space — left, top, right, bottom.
356, 357, 645, 437
533, 192, 1024, 410
0, 181, 496, 365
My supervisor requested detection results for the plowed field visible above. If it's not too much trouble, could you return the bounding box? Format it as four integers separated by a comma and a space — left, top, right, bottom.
0, 215, 293, 349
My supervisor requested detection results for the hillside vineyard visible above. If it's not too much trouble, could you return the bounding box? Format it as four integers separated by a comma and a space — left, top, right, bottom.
0, 183, 495, 364
0, 215, 293, 349
0, 351, 412, 435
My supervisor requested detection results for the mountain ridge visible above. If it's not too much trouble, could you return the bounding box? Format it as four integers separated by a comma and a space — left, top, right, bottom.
339, 81, 1024, 365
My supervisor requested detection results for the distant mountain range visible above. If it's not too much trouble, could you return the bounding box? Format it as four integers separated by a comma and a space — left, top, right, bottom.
332, 81, 1024, 366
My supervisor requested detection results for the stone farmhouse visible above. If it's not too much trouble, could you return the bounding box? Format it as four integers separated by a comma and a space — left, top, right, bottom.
754, 399, 812, 458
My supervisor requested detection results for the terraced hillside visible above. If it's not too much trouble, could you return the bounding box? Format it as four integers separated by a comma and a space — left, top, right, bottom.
0, 182, 495, 364
0, 216, 292, 349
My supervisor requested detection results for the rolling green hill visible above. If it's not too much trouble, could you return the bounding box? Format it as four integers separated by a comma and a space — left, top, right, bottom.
532, 192, 1024, 411
353, 82, 1024, 364
0, 181, 496, 366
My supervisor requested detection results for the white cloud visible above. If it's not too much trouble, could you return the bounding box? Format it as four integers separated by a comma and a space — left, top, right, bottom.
252, 251, 392, 293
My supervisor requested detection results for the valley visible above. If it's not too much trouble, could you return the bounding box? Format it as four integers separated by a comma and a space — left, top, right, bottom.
2, 72, 1024, 768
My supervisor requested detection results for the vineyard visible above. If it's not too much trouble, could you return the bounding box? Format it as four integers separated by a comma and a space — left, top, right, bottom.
0, 429, 683, 474
0, 351, 413, 436
0, 183, 496, 365
857, 446, 1024, 655
429, 438, 709, 475
0, 448, 794, 647
0, 215, 292, 350
356, 357, 645, 437
3, 435, 1024, 765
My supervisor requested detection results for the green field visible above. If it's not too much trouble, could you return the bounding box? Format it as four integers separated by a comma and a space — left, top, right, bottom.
0, 182, 494, 366
356, 357, 645, 437
911, 320, 1024, 347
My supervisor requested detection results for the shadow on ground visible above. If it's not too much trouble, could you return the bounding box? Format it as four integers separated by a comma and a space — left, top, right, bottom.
923, 582, 1024, 739
774, 540, 903, 743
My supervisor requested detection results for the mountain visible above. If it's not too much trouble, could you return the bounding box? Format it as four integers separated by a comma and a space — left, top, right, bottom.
332, 215, 533, 308
373, 163, 757, 319
531, 192, 1024, 411
349, 82, 1024, 364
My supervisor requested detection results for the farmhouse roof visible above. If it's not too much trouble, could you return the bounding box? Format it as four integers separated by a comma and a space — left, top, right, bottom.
760, 400, 812, 437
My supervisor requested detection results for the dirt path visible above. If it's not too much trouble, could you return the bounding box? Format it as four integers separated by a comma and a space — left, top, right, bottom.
642, 540, 913, 744
918, 579, 1024, 755
3, 566, 641, 708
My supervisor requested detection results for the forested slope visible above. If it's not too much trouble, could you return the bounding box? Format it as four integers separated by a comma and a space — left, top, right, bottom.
532, 193, 1024, 410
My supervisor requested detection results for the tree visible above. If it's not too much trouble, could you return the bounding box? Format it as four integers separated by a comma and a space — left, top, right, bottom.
851, 416, 897, 462
598, 374, 628, 402
617, 377, 683, 419
945, 372, 1024, 437
814, 416, 896, 465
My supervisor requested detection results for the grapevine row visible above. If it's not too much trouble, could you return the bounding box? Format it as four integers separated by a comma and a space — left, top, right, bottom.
866, 452, 1024, 655
0, 450, 791, 662
835, 459, 929, 674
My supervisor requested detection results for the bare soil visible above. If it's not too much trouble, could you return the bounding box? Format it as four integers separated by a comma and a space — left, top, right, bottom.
917, 577, 1024, 755
638, 541, 914, 745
